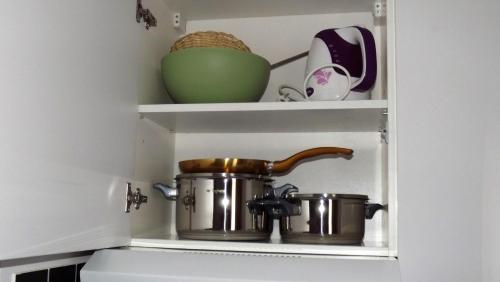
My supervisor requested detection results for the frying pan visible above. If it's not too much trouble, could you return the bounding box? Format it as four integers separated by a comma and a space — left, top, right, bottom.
179, 147, 353, 175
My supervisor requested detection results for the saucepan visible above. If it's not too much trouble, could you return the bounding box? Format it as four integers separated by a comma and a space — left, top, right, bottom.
277, 193, 384, 245
154, 147, 353, 241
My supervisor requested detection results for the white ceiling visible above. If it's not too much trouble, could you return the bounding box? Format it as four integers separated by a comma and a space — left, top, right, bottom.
162, 0, 373, 20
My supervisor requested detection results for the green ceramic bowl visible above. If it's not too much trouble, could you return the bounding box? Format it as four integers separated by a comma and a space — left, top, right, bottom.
161, 48, 270, 103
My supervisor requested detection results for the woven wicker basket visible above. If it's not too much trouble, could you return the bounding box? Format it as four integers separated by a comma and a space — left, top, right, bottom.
170, 31, 251, 53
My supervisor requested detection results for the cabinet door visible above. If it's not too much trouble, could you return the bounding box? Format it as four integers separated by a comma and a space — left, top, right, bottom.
0, 0, 142, 259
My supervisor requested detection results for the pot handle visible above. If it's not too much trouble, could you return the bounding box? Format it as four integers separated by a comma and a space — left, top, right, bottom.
271, 183, 299, 198
270, 51, 309, 70
247, 183, 300, 218
270, 147, 354, 174
247, 198, 301, 218
365, 203, 384, 219
153, 183, 177, 201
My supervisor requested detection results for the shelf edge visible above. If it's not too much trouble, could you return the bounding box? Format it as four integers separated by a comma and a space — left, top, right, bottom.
138, 100, 388, 113
130, 238, 390, 257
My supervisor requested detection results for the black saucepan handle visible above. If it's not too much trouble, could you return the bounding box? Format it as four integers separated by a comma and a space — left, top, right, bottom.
365, 203, 385, 219
247, 198, 301, 219
247, 183, 301, 218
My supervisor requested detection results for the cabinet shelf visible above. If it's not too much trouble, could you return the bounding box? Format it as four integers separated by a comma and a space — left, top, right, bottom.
131, 237, 389, 257
138, 100, 387, 133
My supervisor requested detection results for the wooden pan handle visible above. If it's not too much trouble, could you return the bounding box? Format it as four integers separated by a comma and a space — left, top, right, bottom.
270, 147, 353, 174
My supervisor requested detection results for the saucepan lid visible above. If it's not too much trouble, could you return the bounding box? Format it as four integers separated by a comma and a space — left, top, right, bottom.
287, 193, 369, 200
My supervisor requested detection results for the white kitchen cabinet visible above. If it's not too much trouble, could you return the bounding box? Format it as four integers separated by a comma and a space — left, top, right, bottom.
5, 0, 492, 281
131, 0, 398, 259
0, 0, 395, 260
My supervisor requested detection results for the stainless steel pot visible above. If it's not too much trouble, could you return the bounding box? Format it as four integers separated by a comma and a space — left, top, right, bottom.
154, 173, 297, 241
278, 193, 384, 245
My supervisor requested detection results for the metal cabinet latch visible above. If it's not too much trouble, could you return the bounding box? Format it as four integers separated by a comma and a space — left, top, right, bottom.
379, 127, 388, 144
379, 111, 389, 144
125, 183, 148, 213
136, 0, 157, 30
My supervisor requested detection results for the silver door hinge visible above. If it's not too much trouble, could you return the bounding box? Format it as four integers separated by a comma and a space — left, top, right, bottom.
125, 182, 148, 213
136, 0, 157, 30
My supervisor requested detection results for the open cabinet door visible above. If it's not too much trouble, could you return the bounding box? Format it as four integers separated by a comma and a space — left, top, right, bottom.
0, 0, 145, 259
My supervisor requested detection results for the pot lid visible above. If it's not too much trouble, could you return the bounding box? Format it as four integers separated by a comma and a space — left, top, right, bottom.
287, 193, 368, 200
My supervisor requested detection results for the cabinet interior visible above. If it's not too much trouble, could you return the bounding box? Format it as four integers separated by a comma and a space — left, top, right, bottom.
130, 0, 395, 257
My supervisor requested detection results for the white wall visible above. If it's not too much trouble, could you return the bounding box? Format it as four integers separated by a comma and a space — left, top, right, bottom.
396, 0, 500, 282
479, 1, 500, 281
482, 89, 500, 282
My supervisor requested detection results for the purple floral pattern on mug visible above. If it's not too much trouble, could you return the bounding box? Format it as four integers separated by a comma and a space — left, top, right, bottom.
313, 69, 332, 85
